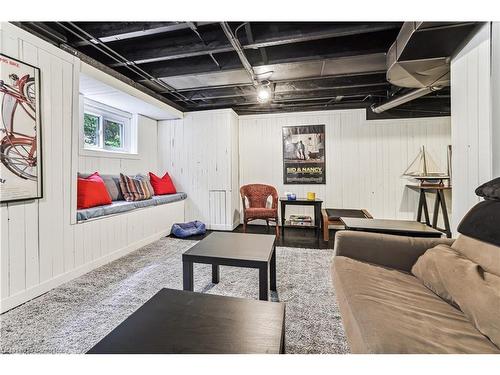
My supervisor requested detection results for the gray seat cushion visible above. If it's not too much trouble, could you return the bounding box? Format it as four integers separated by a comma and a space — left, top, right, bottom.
76, 192, 187, 221
152, 192, 187, 205
77, 201, 136, 221
133, 198, 156, 209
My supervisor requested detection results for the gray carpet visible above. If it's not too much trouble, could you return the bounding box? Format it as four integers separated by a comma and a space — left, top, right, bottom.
0, 237, 349, 354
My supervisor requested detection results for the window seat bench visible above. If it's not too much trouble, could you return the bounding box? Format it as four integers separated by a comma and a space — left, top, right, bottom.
77, 192, 187, 222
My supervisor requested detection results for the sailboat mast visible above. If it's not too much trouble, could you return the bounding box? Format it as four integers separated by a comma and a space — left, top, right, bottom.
422, 146, 427, 175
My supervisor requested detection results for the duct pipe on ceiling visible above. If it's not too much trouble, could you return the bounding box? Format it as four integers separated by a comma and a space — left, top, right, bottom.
220, 22, 259, 86
370, 86, 443, 114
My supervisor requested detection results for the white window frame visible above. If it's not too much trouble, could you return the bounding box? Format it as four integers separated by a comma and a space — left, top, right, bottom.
80, 98, 138, 158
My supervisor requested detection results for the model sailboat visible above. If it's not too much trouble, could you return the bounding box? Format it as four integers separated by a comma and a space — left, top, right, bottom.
403, 146, 451, 186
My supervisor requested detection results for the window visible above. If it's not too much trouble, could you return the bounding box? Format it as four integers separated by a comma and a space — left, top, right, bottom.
82, 98, 135, 154
84, 113, 100, 147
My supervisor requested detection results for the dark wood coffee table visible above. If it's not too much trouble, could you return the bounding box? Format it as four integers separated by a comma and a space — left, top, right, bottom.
340, 217, 443, 238
87, 288, 285, 354
182, 232, 277, 301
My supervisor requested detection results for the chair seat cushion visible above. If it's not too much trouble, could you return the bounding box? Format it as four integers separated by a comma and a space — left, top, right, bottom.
332, 256, 500, 353
245, 207, 277, 219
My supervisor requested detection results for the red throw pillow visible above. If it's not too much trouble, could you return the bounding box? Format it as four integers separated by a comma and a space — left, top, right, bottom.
77, 172, 112, 209
149, 172, 177, 195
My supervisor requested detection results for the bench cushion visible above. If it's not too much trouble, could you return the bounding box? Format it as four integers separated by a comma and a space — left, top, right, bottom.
332, 256, 500, 353
152, 192, 187, 205
77, 193, 187, 221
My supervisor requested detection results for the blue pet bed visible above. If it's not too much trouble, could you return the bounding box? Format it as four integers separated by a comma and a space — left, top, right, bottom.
171, 220, 206, 238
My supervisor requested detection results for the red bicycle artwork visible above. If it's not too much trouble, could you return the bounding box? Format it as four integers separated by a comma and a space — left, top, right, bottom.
0, 70, 38, 181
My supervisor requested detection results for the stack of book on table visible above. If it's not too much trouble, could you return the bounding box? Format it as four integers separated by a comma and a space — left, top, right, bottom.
287, 215, 313, 227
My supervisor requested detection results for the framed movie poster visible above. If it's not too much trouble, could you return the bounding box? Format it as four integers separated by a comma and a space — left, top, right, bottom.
0, 54, 43, 203
282, 125, 325, 184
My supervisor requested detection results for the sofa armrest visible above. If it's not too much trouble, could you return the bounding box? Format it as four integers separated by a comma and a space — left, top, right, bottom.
334, 231, 455, 272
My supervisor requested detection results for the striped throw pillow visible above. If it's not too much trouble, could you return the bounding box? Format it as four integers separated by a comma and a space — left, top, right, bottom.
119, 173, 153, 201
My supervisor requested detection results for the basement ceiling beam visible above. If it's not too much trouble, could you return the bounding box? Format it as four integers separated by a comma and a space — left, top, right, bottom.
131, 50, 388, 84
180, 84, 389, 102
178, 80, 389, 101
108, 23, 400, 67
72, 22, 216, 46
169, 70, 387, 93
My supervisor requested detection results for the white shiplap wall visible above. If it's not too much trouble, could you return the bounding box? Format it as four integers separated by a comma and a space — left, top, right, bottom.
158, 109, 240, 230
0, 23, 183, 313
239, 109, 451, 224
450, 23, 493, 233
492, 22, 500, 178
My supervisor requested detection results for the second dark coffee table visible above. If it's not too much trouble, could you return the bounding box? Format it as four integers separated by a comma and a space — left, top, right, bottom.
182, 232, 277, 301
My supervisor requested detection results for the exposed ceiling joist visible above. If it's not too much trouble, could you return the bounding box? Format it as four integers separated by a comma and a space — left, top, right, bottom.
107, 23, 400, 67
16, 21, 466, 116
73, 22, 216, 46
170, 70, 387, 93
179, 84, 389, 102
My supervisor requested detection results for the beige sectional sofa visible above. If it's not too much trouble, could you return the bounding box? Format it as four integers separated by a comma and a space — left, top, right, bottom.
332, 230, 500, 353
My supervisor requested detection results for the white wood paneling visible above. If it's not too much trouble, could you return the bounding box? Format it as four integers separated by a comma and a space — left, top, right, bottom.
451, 23, 493, 233
239, 109, 451, 224
0, 23, 184, 313
158, 109, 240, 230
492, 22, 500, 177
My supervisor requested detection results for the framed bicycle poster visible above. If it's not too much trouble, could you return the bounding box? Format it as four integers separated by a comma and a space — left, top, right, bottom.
0, 53, 43, 203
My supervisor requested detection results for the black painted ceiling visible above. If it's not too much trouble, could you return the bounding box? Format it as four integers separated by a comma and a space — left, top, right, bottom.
18, 22, 454, 117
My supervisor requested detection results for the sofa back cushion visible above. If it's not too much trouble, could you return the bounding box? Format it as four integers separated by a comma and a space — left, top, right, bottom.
119, 173, 153, 201
475, 176, 500, 201
149, 172, 177, 195
452, 234, 500, 276
457, 200, 500, 247
79, 173, 123, 201
77, 172, 112, 209
412, 245, 500, 348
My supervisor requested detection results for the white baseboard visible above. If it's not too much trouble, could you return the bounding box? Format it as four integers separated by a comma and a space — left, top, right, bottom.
209, 223, 235, 231
0, 229, 170, 314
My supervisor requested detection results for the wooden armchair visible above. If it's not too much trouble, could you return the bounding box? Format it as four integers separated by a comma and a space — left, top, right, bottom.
240, 184, 279, 237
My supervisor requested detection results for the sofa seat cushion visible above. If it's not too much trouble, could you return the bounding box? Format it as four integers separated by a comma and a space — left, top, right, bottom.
332, 256, 500, 353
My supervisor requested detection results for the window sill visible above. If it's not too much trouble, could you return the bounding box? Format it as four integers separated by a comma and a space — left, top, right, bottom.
79, 148, 140, 160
